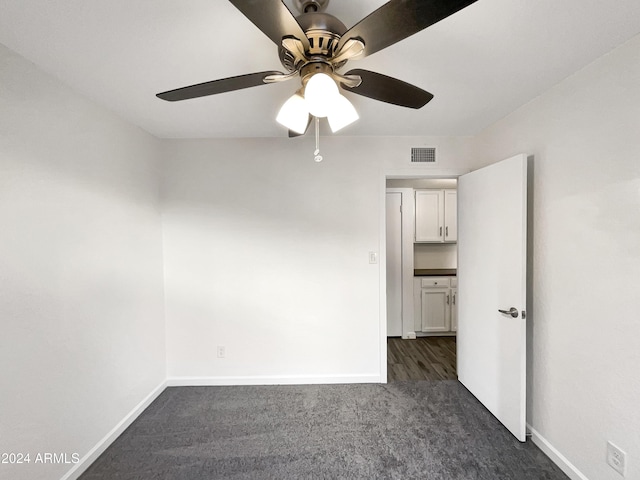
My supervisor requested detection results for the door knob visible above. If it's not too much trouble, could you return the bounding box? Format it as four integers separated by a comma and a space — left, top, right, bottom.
498, 307, 519, 318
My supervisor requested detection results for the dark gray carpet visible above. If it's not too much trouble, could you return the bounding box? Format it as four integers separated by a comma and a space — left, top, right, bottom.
80, 381, 568, 479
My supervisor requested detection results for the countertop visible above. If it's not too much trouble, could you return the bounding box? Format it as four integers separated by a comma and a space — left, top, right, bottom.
414, 269, 457, 277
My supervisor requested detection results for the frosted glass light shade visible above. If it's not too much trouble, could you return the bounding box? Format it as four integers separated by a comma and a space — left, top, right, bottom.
327, 94, 359, 132
304, 73, 339, 118
276, 93, 309, 134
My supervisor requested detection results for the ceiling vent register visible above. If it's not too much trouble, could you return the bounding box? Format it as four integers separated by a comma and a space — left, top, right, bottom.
411, 147, 436, 163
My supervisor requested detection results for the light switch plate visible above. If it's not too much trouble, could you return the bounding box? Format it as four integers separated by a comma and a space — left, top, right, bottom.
369, 252, 378, 264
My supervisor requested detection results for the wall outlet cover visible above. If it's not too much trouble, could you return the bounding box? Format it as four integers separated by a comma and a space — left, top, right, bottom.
607, 441, 626, 476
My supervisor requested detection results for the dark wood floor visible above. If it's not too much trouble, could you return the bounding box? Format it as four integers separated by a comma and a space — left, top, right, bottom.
387, 336, 457, 382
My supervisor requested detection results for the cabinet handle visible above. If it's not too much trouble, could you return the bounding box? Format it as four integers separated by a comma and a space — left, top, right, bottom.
446, 226, 448, 237
439, 226, 443, 237
453, 293, 456, 305
446, 294, 450, 305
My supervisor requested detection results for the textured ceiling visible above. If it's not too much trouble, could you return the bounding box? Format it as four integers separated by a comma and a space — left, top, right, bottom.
1, 0, 639, 138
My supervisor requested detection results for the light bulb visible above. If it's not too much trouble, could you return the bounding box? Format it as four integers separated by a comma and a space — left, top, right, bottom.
304, 73, 339, 118
276, 92, 309, 134
327, 94, 359, 132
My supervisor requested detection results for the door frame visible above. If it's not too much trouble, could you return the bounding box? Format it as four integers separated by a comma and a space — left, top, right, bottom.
379, 168, 464, 382
385, 187, 414, 339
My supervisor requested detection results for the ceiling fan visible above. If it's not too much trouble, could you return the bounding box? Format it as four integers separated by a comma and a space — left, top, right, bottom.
156, 0, 478, 136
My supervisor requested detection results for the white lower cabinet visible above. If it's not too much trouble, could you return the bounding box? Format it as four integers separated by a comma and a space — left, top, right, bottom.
414, 276, 457, 334
421, 288, 450, 332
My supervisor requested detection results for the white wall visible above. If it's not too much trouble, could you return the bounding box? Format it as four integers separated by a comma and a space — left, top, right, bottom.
0, 44, 166, 480
160, 136, 473, 383
472, 34, 640, 480
413, 244, 457, 269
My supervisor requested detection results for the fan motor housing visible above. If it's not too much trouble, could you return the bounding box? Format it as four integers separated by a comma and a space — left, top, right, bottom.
294, 0, 330, 14
278, 12, 348, 72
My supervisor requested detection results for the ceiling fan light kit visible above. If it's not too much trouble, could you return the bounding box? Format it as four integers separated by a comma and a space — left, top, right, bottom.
156, 0, 479, 149
277, 67, 359, 133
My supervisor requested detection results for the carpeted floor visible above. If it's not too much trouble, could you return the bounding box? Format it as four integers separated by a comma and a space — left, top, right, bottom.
80, 381, 568, 479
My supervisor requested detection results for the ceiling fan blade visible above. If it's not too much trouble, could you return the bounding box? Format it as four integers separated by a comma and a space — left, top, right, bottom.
229, 0, 310, 51
342, 69, 434, 109
337, 0, 478, 58
156, 71, 283, 102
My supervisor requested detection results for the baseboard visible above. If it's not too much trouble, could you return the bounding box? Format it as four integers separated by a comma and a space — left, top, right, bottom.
60, 380, 167, 480
527, 424, 589, 480
167, 374, 382, 387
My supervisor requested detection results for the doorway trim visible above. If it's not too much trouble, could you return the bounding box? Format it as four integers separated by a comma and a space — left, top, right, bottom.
385, 188, 414, 339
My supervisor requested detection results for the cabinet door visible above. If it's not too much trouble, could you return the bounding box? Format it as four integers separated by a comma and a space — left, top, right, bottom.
421, 288, 451, 332
450, 288, 458, 332
444, 189, 457, 242
415, 190, 444, 242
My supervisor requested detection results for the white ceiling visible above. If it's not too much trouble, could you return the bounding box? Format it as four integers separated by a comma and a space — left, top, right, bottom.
1, 0, 639, 139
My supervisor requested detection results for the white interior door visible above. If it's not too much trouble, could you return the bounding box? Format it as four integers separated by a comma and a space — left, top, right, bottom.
457, 154, 528, 441
386, 192, 402, 337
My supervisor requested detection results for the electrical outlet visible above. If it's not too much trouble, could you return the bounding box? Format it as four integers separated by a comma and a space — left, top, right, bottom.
217, 346, 226, 358
607, 441, 626, 476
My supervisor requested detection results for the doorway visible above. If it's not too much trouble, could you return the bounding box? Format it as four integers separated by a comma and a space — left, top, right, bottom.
387, 337, 456, 381
385, 177, 458, 383
382, 155, 530, 441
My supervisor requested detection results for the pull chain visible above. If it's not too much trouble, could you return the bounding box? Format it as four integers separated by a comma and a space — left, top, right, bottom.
313, 116, 323, 162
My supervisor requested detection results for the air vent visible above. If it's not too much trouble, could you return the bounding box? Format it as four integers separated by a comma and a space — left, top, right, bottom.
411, 147, 436, 163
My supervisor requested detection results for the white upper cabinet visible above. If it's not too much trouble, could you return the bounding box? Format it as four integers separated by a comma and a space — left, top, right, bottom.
415, 190, 443, 242
415, 189, 457, 243
444, 190, 457, 242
